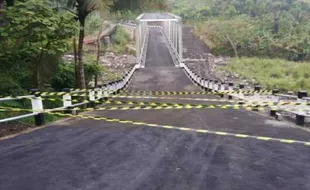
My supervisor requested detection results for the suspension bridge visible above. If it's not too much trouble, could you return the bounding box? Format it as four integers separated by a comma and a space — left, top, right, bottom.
0, 13, 310, 190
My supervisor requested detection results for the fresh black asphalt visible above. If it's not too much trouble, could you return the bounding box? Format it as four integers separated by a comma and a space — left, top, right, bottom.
1, 28, 310, 190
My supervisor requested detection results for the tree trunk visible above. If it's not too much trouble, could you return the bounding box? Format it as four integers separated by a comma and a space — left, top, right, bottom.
226, 34, 239, 58
73, 37, 78, 87
0, 0, 3, 9
232, 45, 239, 58
0, 0, 3, 19
95, 31, 101, 87
272, 12, 280, 34
77, 17, 86, 89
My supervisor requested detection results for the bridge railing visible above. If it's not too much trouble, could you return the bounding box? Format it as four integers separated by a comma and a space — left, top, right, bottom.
135, 13, 183, 68
161, 14, 183, 66
181, 63, 310, 126
0, 65, 139, 126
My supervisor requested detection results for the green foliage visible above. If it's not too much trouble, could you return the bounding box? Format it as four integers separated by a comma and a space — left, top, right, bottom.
190, 0, 310, 61
222, 58, 310, 93
0, 0, 77, 92
85, 11, 102, 35
51, 56, 103, 90
51, 62, 76, 90
108, 10, 139, 20
109, 26, 130, 54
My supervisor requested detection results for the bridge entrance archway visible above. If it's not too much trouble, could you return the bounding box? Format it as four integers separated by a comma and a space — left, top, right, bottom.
135, 13, 183, 68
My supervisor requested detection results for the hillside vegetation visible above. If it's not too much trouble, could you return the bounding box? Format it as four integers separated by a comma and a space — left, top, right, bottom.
171, 0, 310, 92
0, 0, 168, 125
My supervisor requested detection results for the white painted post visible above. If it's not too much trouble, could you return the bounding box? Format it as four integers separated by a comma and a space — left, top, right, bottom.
103, 85, 109, 97
253, 85, 261, 101
135, 20, 140, 65
89, 89, 95, 102
178, 18, 183, 62
30, 89, 45, 126
171, 21, 174, 42
174, 21, 177, 51
221, 83, 225, 91
204, 79, 209, 89
97, 87, 103, 100
228, 82, 234, 91
168, 21, 171, 40
297, 90, 307, 103
31, 97, 43, 113
239, 84, 245, 98
63, 93, 72, 108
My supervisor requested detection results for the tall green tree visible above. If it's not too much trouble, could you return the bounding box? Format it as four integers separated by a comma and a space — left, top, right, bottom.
0, 0, 76, 90
67, 0, 112, 89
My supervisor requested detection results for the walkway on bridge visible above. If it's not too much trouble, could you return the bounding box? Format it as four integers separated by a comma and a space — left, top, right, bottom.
1, 14, 310, 190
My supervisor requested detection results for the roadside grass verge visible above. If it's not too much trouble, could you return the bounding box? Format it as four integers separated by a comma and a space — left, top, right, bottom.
220, 57, 310, 93
0, 100, 64, 126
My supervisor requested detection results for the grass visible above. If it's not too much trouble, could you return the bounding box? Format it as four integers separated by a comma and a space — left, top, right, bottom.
0, 100, 64, 126
220, 57, 310, 93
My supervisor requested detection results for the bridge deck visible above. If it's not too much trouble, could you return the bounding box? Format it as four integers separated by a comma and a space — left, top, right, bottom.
1, 28, 310, 190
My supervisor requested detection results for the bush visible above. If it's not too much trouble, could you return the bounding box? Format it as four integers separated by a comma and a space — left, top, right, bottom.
85, 12, 102, 35
109, 26, 130, 54
51, 57, 103, 90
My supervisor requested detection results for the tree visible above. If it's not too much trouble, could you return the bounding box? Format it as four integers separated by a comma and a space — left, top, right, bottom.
67, 0, 112, 89
0, 0, 76, 89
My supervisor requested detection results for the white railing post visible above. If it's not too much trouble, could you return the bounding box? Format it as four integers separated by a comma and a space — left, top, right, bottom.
62, 88, 72, 108
239, 83, 245, 98
178, 18, 183, 62
214, 81, 218, 91
97, 86, 103, 100
103, 84, 109, 99
30, 89, 45, 126
220, 83, 225, 91
88, 89, 95, 107
254, 85, 261, 101
297, 90, 307, 103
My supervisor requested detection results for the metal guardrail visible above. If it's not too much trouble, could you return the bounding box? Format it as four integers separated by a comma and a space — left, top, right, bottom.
180, 63, 310, 126
0, 65, 139, 126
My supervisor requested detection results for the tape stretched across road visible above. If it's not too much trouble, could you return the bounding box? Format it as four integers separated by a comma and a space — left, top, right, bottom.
0, 103, 306, 113
47, 112, 310, 147
0, 89, 272, 98
119, 90, 273, 95
108, 95, 310, 106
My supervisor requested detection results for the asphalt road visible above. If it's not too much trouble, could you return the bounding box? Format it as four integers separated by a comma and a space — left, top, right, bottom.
1, 28, 310, 190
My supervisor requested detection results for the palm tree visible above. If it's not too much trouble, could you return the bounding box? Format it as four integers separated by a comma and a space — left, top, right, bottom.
68, 0, 111, 89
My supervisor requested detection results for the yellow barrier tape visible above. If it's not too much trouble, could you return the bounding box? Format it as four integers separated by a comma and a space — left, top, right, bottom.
1, 89, 273, 98
47, 112, 310, 147
109, 95, 310, 106
0, 103, 303, 113
119, 90, 272, 95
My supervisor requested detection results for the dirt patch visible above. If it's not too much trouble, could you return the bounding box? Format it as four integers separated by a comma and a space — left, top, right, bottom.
183, 26, 210, 59
0, 122, 34, 138
182, 25, 255, 86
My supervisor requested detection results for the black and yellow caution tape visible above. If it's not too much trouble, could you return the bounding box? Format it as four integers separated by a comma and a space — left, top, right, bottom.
0, 103, 307, 113
47, 112, 310, 146
119, 90, 273, 95
109, 95, 310, 106
1, 89, 273, 99
104, 99, 310, 107
3, 95, 310, 107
